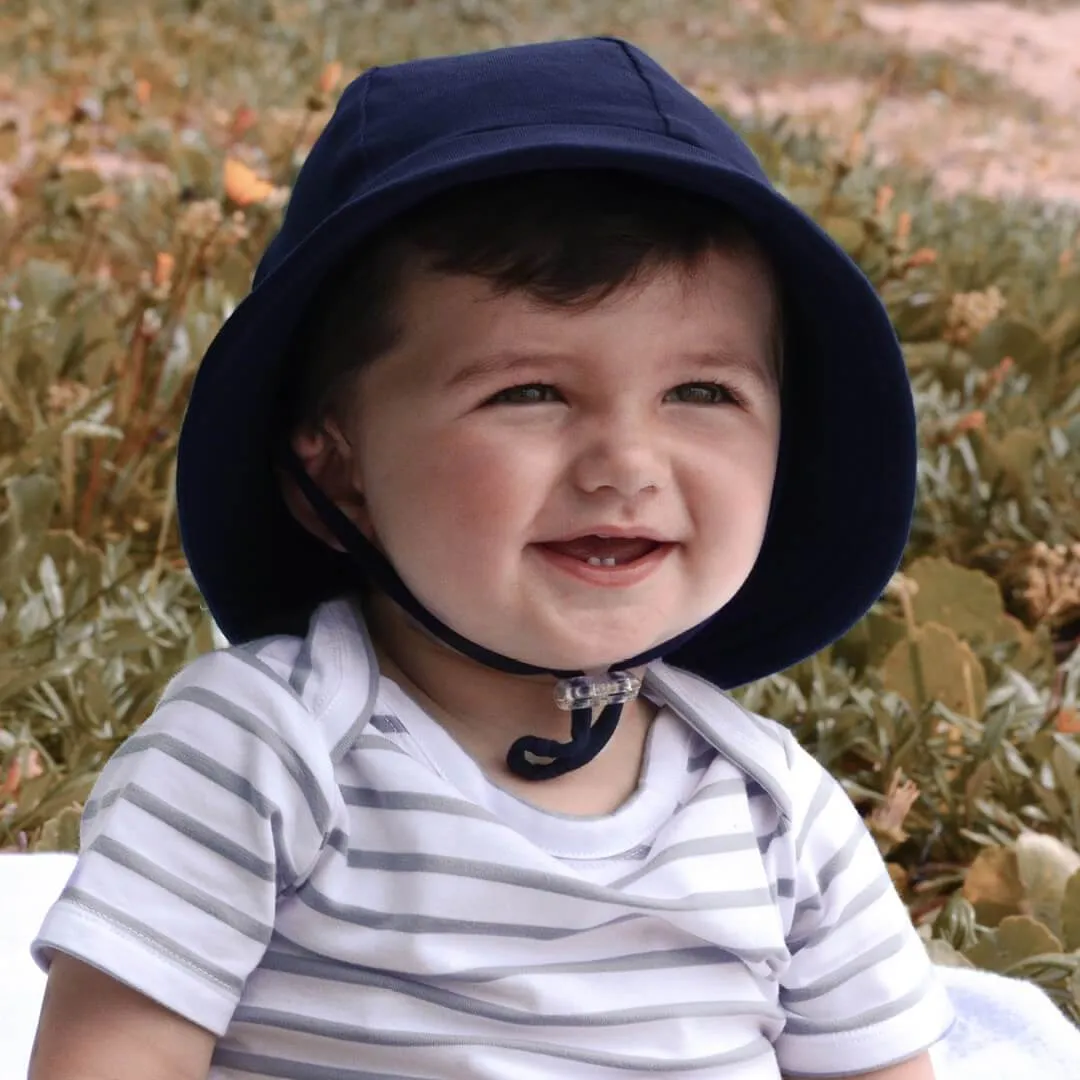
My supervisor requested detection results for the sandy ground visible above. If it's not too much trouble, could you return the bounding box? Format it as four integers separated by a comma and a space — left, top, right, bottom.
3, 2, 1080, 211
718, 1, 1080, 203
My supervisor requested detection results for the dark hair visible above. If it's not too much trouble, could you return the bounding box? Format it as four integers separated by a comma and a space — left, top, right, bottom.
286, 169, 781, 430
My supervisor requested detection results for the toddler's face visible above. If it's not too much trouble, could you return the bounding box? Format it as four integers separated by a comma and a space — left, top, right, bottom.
327, 248, 781, 671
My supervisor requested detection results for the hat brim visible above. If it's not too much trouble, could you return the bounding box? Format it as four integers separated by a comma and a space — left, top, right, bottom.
177, 123, 915, 687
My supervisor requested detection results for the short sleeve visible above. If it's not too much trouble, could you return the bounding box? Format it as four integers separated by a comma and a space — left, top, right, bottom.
31, 644, 342, 1036
772, 731, 955, 1077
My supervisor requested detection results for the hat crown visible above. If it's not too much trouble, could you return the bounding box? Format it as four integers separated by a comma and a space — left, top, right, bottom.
256, 37, 765, 284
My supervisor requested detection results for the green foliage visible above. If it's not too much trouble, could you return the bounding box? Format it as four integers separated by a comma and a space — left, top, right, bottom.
1, 0, 1079, 1023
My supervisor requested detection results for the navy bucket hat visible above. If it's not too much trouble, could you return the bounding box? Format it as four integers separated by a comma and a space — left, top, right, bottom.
177, 37, 915, 766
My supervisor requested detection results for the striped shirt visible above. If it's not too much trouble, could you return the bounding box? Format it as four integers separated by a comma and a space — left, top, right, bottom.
32, 597, 953, 1078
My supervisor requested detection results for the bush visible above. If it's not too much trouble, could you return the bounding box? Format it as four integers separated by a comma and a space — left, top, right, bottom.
1, 0, 1079, 1021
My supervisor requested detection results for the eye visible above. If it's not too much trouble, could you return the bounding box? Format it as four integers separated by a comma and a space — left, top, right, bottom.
668, 382, 744, 406
487, 383, 563, 405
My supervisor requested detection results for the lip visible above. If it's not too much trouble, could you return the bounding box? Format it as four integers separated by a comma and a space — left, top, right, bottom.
541, 526, 672, 543
532, 541, 675, 587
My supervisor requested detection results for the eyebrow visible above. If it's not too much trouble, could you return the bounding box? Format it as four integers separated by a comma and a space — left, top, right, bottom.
444, 346, 776, 391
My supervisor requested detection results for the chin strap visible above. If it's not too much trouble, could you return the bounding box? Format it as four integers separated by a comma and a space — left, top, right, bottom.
506, 671, 641, 779
281, 447, 707, 780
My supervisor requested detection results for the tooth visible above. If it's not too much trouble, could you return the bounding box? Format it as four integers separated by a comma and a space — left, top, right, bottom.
586, 556, 618, 567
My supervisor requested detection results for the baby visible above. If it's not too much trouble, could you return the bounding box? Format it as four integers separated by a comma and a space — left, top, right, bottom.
29, 37, 953, 1080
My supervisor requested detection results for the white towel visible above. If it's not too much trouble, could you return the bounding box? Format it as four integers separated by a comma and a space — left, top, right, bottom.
2, 853, 1078, 1079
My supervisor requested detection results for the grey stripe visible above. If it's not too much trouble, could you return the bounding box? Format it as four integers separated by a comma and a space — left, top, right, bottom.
685, 776, 747, 805
816, 821, 868, 895
211, 1049, 424, 1080
370, 713, 408, 734
242, 950, 781, 1028
783, 968, 935, 1035
774, 877, 796, 899
789, 873, 892, 953
790, 893, 823, 927
610, 833, 758, 889
643, 671, 792, 824
781, 932, 908, 1004
216, 1031, 773, 1080
288, 632, 315, 697
58, 884, 244, 993
330, 601, 381, 762
88, 834, 273, 945
268, 929, 784, 976
105, 732, 277, 818
351, 732, 415, 756
94, 731, 299, 887
225, 1006, 776, 1072
757, 823, 786, 855
343, 848, 774, 914
687, 746, 714, 773
91, 783, 275, 883
342, 785, 498, 825
230, 648, 304, 706
297, 879, 644, 939
171, 686, 331, 833
265, 935, 742, 984
795, 771, 833, 858
437, 944, 743, 982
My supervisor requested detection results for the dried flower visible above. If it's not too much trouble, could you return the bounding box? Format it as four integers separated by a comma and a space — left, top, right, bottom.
943, 285, 1006, 346
1, 749, 44, 799
177, 197, 224, 243
905, 247, 937, 269
869, 772, 921, 855
318, 61, 344, 97
153, 252, 175, 290
1002, 541, 1080, 631
45, 379, 92, 418
230, 105, 258, 141
223, 157, 278, 207
896, 211, 912, 246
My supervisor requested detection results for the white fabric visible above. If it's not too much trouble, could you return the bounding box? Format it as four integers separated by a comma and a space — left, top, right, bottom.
27, 598, 951, 1077
7, 856, 1080, 1079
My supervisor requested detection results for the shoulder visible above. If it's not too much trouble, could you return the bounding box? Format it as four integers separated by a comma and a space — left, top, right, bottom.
158, 596, 378, 765
645, 660, 821, 827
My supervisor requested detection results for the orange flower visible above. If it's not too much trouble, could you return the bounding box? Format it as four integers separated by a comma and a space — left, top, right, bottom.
223, 157, 276, 207
896, 211, 912, 243
952, 410, 986, 436
905, 247, 937, 268
875, 185, 894, 216
1055, 707, 1080, 735
153, 251, 175, 289
134, 78, 152, 106
319, 60, 344, 97
984, 355, 1015, 389
1, 749, 43, 798
229, 105, 258, 141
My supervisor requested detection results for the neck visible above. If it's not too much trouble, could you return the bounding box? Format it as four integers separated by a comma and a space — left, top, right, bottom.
361, 590, 657, 796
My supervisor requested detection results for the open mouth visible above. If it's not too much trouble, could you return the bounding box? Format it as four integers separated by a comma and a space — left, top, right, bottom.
533, 535, 674, 586
539, 535, 662, 566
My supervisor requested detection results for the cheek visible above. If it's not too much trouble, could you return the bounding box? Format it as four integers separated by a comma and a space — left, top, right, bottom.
363, 426, 545, 552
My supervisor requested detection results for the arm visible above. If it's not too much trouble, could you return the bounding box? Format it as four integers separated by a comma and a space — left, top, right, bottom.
29, 954, 216, 1080
769, 729, 953, 1078
783, 1050, 937, 1080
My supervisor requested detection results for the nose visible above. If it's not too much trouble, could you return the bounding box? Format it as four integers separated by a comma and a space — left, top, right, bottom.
571, 412, 668, 499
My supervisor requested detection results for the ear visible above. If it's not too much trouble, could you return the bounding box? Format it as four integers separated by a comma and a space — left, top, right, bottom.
279, 420, 374, 552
